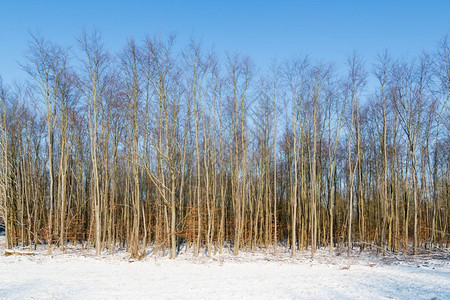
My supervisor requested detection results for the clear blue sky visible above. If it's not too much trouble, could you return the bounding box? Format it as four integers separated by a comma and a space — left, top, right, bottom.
1, 0, 449, 85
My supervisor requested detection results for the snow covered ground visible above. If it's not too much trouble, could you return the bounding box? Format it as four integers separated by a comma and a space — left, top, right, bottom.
0, 238, 449, 299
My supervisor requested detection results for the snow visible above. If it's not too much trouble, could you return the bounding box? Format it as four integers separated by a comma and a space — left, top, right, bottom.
0, 238, 449, 299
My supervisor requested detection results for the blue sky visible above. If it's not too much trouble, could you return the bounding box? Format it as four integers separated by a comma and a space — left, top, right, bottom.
1, 0, 449, 85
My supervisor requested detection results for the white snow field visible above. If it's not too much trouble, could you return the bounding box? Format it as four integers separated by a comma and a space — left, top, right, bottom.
0, 240, 449, 299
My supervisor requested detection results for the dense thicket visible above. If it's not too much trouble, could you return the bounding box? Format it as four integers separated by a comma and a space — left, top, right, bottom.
0, 31, 448, 258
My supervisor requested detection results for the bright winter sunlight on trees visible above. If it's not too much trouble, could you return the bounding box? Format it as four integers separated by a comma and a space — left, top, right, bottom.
0, 2, 449, 299
1, 31, 448, 259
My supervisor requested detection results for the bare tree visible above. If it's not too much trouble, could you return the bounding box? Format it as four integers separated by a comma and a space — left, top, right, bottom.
345, 52, 366, 257
77, 29, 110, 255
